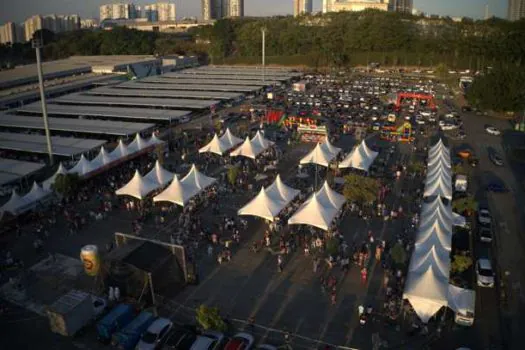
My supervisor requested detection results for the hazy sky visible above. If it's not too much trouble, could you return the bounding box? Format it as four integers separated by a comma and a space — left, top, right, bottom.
0, 0, 507, 24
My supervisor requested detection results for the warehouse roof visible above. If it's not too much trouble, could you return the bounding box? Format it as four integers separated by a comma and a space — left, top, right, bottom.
0, 114, 154, 136
162, 72, 290, 81
87, 86, 243, 100
17, 103, 190, 122
51, 93, 219, 110
142, 76, 276, 86
0, 158, 46, 186
130, 80, 263, 91
0, 132, 106, 157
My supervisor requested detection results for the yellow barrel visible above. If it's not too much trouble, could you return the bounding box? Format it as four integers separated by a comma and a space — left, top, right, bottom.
80, 245, 100, 276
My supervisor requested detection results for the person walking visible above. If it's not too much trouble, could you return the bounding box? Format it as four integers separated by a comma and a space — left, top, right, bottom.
361, 267, 368, 285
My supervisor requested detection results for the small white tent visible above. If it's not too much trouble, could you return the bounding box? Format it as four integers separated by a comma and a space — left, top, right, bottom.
220, 128, 243, 149
230, 137, 265, 159
144, 160, 176, 187
69, 154, 97, 176
24, 182, 51, 203
199, 134, 231, 156
300, 143, 338, 167
153, 175, 199, 207
339, 141, 379, 171
238, 187, 287, 222
42, 163, 68, 190
110, 139, 130, 159
92, 147, 116, 167
251, 130, 275, 150
115, 170, 158, 200
447, 284, 475, 318
316, 181, 346, 210
0, 190, 27, 214
127, 133, 152, 153
265, 174, 300, 203
288, 192, 340, 231
148, 133, 164, 146
323, 138, 342, 156
181, 164, 216, 190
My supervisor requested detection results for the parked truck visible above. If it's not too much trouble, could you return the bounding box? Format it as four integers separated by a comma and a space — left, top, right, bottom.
96, 303, 135, 343
111, 311, 155, 350
47, 290, 95, 336
455, 174, 468, 192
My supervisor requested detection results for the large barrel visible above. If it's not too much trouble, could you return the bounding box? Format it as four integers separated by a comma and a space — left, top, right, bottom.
80, 245, 100, 276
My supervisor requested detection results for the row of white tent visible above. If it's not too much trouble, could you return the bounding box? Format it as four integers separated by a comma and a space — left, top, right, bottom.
300, 139, 379, 172
199, 129, 275, 159
0, 133, 163, 216
423, 138, 452, 200
403, 139, 474, 323
238, 175, 346, 231
115, 162, 217, 207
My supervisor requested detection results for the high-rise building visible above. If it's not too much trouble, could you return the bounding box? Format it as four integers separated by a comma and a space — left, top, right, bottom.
202, 0, 213, 21
391, 0, 413, 14
327, 1, 390, 13
322, 0, 334, 13
99, 3, 138, 21
143, 3, 176, 22
508, 0, 525, 21
24, 14, 80, 41
80, 18, 99, 29
0, 22, 24, 44
294, 0, 313, 17
228, 0, 244, 17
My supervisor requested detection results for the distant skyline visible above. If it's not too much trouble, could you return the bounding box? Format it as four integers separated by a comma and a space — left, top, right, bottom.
0, 0, 507, 24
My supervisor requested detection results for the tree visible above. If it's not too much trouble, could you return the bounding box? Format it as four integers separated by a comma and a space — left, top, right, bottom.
452, 195, 478, 216
195, 305, 227, 332
407, 158, 425, 174
343, 174, 379, 205
451, 254, 473, 274
390, 242, 407, 267
52, 173, 80, 196
435, 63, 449, 78
227, 166, 240, 186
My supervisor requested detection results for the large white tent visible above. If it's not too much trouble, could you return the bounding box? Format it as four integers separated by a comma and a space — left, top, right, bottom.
265, 174, 300, 203
153, 175, 199, 206
300, 142, 339, 167
403, 265, 450, 323
428, 139, 448, 159
115, 170, 158, 200
144, 160, 176, 187
199, 134, 231, 156
238, 187, 287, 222
316, 181, 346, 210
180, 164, 216, 190
409, 246, 450, 278
423, 172, 453, 199
220, 128, 243, 149
230, 137, 265, 159
415, 219, 452, 253
339, 140, 379, 171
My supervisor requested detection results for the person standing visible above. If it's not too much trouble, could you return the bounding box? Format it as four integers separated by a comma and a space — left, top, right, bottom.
361, 267, 368, 285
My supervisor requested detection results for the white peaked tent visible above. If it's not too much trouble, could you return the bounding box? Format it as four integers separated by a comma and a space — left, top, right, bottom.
69, 155, 97, 176
127, 133, 152, 153
24, 181, 51, 203
415, 219, 452, 252
409, 246, 450, 279
238, 187, 287, 221
300, 142, 338, 167
419, 198, 453, 229
230, 137, 265, 159
423, 174, 453, 200
452, 212, 467, 228
115, 170, 158, 200
199, 134, 231, 156
339, 140, 379, 171
265, 174, 300, 203
42, 163, 68, 190
323, 138, 342, 156
447, 284, 475, 317
428, 151, 451, 169
403, 265, 450, 323
316, 181, 346, 210
92, 147, 116, 167
288, 192, 340, 231
110, 139, 130, 159
252, 130, 275, 149
0, 190, 27, 214
429, 139, 448, 158
149, 133, 164, 146
153, 175, 199, 206
144, 160, 176, 187
220, 128, 243, 149
181, 164, 216, 190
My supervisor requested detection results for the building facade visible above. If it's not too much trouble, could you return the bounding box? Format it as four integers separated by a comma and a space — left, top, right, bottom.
508, 0, 525, 21
100, 3, 138, 21
227, 0, 244, 18
391, 0, 413, 14
24, 14, 80, 41
80, 18, 99, 29
322, 0, 334, 13
202, 0, 213, 21
143, 3, 176, 22
294, 0, 313, 17
0, 22, 24, 44
328, 1, 389, 13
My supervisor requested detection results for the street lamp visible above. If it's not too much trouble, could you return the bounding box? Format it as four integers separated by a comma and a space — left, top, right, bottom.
32, 35, 54, 165
261, 27, 266, 85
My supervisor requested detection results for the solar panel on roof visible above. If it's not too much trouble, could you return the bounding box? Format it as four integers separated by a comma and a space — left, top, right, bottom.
86, 87, 242, 100
0, 132, 105, 156
126, 81, 262, 91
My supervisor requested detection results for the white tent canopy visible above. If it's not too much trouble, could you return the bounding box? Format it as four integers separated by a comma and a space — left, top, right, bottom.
69, 154, 98, 176
423, 174, 453, 200
0, 190, 27, 214
415, 219, 452, 252
42, 163, 68, 190
447, 284, 475, 316
110, 139, 130, 159
115, 170, 158, 200
230, 137, 265, 159
251, 130, 275, 150
288, 192, 340, 231
153, 175, 199, 206
238, 187, 287, 221
300, 142, 338, 167
409, 245, 450, 279
323, 138, 342, 156
127, 133, 153, 153
452, 212, 467, 227
144, 160, 176, 187
429, 139, 449, 158
24, 181, 51, 203
403, 265, 450, 323
92, 146, 116, 167
339, 140, 379, 171
428, 151, 451, 169
316, 181, 346, 210
181, 164, 216, 190
265, 175, 300, 203
220, 128, 243, 149
199, 134, 231, 156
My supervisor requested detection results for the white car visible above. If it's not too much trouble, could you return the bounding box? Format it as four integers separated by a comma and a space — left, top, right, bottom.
190, 331, 224, 350
476, 259, 495, 288
478, 208, 492, 225
486, 126, 501, 135
137, 317, 173, 350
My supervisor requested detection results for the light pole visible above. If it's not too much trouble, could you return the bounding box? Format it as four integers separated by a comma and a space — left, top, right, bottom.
33, 36, 54, 165
261, 27, 266, 85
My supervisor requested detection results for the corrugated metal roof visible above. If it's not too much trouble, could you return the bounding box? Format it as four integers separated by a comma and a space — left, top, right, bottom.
126, 81, 262, 91
0, 158, 45, 185
86, 86, 242, 100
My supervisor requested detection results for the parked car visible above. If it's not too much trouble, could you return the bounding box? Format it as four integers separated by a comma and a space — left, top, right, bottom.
224, 333, 254, 350
486, 182, 508, 193
478, 223, 493, 243
163, 326, 198, 350
489, 151, 504, 166
477, 208, 492, 225
96, 304, 135, 343
476, 258, 495, 288
190, 330, 224, 350
485, 126, 501, 135
137, 317, 173, 350
112, 311, 155, 350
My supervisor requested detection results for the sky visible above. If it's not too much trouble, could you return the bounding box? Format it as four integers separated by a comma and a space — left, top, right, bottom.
0, 0, 507, 24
